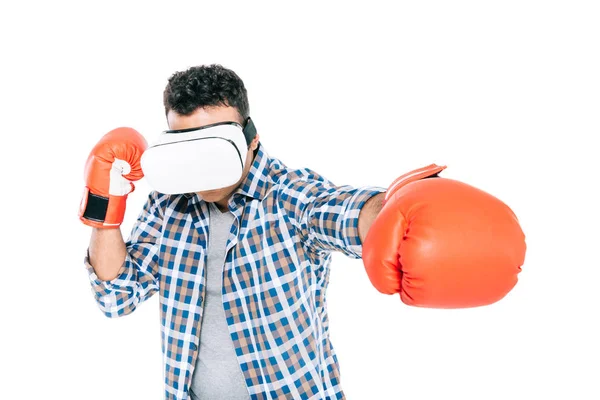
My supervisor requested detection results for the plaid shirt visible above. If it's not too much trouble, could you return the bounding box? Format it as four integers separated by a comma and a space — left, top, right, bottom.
84, 143, 386, 399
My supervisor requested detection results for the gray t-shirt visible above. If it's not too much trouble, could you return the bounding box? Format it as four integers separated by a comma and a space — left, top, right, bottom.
189, 202, 250, 400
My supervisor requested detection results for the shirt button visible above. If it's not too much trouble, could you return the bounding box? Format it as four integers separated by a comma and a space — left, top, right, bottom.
190, 343, 198, 351
199, 296, 203, 303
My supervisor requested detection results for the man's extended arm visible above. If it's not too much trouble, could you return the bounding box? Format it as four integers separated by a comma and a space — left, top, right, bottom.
279, 170, 387, 258
358, 192, 386, 244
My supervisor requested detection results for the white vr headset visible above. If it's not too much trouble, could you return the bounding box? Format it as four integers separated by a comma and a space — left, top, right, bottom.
141, 118, 257, 194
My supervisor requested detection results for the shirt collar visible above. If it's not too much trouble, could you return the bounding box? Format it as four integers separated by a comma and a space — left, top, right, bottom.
232, 142, 270, 200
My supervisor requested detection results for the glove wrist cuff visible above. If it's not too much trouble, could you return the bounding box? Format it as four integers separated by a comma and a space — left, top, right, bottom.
385, 164, 447, 204
79, 187, 127, 228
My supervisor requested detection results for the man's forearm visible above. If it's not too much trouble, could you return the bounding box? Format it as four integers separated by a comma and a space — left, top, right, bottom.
89, 228, 127, 281
358, 192, 386, 244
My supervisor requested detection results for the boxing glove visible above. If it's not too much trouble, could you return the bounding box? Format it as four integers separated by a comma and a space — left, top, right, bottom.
362, 164, 526, 308
79, 127, 147, 228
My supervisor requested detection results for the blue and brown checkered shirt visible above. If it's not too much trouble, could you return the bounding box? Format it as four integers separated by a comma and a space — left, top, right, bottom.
84, 143, 386, 399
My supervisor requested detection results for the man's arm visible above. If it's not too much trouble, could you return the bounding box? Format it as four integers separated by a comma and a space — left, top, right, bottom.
89, 228, 127, 281
280, 170, 387, 258
358, 192, 386, 244
84, 191, 164, 318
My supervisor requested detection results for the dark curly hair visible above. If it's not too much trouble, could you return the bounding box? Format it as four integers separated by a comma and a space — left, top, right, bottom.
163, 64, 250, 122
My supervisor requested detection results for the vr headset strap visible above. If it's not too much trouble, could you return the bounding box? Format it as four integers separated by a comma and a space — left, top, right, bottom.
243, 117, 257, 145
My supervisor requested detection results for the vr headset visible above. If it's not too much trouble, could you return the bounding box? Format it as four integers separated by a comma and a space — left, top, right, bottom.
141, 118, 257, 195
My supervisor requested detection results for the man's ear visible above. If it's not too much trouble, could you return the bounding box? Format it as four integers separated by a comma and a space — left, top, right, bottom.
251, 134, 260, 150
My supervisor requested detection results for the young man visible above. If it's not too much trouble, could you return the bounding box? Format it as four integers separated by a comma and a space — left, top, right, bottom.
79, 65, 525, 399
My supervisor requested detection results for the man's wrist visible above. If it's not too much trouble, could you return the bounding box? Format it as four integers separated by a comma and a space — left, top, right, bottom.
358, 192, 386, 243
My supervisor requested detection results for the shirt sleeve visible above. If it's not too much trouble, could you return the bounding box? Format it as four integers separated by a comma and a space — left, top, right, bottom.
280, 171, 387, 258
84, 191, 164, 318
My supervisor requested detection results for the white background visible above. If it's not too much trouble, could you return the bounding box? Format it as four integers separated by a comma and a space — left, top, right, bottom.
1, 1, 599, 399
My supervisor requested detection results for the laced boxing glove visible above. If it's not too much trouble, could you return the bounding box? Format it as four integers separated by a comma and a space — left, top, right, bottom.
79, 127, 147, 228
362, 164, 526, 308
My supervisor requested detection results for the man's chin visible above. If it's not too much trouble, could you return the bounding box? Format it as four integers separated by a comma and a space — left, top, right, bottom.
197, 191, 227, 202
196, 183, 239, 202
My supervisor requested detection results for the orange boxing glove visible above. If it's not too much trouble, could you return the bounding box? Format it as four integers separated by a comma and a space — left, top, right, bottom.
362, 164, 526, 308
79, 127, 147, 228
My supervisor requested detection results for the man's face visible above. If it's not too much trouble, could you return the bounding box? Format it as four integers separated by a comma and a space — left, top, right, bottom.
167, 106, 260, 205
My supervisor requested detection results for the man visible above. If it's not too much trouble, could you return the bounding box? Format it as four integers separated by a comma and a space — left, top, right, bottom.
79, 65, 525, 399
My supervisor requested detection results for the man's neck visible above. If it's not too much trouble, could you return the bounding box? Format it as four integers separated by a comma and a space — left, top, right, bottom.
214, 199, 230, 213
